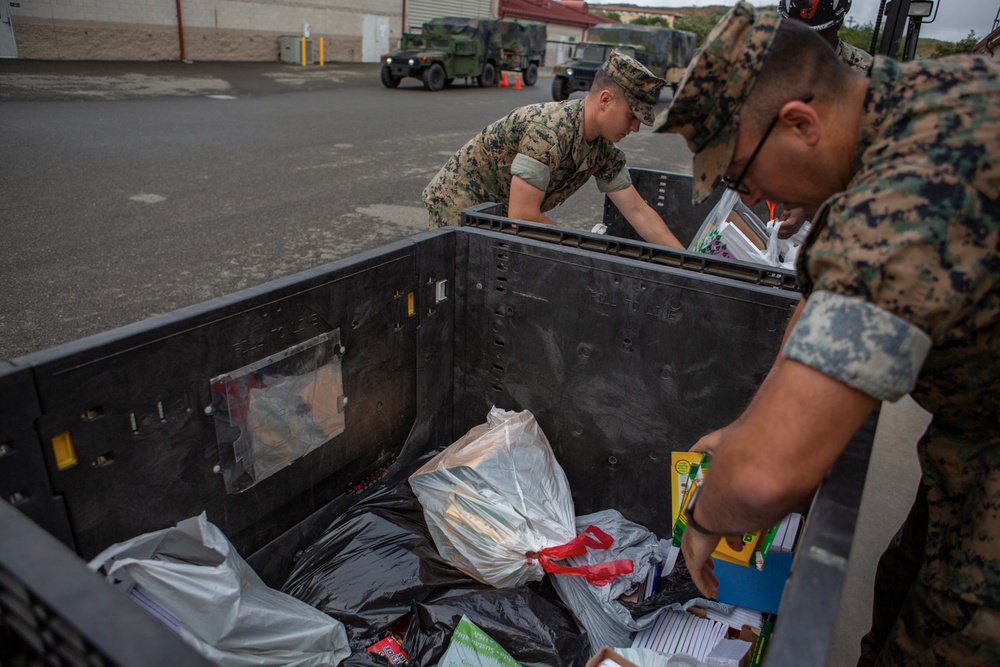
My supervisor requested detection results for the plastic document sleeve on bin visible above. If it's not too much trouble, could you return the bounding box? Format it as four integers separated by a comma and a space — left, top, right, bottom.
209, 329, 347, 494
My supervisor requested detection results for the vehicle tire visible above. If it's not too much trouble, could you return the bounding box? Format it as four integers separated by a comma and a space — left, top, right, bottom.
551, 76, 569, 101
477, 62, 496, 88
423, 63, 446, 91
380, 66, 401, 89
523, 63, 538, 87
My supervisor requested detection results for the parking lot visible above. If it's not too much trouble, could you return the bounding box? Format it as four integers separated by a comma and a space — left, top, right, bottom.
1, 60, 694, 360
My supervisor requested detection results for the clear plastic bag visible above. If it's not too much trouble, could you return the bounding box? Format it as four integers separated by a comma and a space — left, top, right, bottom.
408, 407, 579, 588
688, 190, 770, 264
89, 513, 351, 667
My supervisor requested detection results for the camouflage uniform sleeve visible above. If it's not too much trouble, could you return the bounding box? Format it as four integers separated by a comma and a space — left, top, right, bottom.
596, 165, 632, 193
515, 119, 563, 178
805, 169, 998, 340
784, 291, 932, 400
510, 153, 552, 192
791, 166, 997, 399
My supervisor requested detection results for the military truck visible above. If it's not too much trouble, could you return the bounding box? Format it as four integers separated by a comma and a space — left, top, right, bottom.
551, 24, 697, 101
380, 17, 546, 92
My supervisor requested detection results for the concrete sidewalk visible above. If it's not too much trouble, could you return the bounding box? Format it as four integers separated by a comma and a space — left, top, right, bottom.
0, 59, 383, 101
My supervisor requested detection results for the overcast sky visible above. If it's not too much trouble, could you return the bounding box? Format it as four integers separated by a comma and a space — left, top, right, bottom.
610, 0, 998, 42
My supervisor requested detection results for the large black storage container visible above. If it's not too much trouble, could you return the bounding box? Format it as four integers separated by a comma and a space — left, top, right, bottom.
0, 225, 874, 667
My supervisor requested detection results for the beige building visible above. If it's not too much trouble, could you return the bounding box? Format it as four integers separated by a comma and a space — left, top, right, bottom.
0, 0, 623, 63
0, 0, 496, 61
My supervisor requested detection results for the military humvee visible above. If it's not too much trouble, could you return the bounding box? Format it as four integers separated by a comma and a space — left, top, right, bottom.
551, 24, 697, 101
381, 17, 546, 92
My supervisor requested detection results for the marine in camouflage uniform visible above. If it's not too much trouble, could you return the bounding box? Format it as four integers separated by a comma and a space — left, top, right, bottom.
653, 3, 1000, 665
423, 51, 681, 248
779, 0, 873, 74
422, 98, 629, 227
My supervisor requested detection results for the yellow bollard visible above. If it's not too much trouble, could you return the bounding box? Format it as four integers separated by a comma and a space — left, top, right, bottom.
301, 36, 307, 66
319, 38, 325, 66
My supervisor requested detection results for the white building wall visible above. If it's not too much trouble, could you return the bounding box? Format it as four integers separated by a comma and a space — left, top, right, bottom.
544, 22, 586, 67
404, 0, 496, 33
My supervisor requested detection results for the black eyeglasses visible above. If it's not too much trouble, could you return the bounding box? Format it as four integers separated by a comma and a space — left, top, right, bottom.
723, 94, 814, 195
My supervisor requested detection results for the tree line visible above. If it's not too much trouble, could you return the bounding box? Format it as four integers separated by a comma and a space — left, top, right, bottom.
596, 8, 980, 58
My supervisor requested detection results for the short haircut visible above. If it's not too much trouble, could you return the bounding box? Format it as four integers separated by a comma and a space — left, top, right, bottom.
591, 68, 625, 100
743, 19, 848, 130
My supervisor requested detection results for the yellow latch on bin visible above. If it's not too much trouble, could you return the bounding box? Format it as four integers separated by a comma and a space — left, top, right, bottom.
51, 431, 78, 470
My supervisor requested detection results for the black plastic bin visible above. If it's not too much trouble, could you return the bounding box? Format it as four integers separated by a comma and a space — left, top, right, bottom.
0, 225, 874, 666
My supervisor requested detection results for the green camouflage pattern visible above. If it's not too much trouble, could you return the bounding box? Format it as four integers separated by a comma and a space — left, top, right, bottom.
602, 50, 665, 126
421, 18, 545, 62
587, 25, 697, 73
651, 2, 782, 205
422, 16, 498, 40
871, 580, 1000, 666
423, 100, 627, 227
837, 37, 873, 74
784, 291, 932, 401
406, 16, 502, 67
500, 20, 547, 57
792, 54, 1000, 662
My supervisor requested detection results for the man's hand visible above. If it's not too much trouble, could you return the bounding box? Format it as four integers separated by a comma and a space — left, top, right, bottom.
778, 207, 809, 239
689, 426, 729, 455
681, 528, 721, 599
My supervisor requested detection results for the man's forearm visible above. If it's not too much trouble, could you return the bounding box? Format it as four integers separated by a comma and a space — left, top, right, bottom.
691, 356, 878, 536
630, 207, 682, 248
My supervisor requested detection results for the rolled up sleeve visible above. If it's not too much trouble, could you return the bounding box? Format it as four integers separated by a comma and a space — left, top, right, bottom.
511, 153, 552, 192
784, 290, 932, 401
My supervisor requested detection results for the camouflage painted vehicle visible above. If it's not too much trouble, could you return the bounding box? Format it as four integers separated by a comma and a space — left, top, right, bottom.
551, 24, 697, 101
380, 17, 546, 92
499, 20, 547, 86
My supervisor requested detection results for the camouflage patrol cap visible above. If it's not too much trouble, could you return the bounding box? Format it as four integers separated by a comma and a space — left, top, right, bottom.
651, 2, 782, 204
601, 50, 666, 126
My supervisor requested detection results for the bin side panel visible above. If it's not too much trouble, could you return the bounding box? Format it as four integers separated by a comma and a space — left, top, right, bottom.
0, 498, 216, 667
765, 411, 878, 667
0, 363, 75, 549
248, 232, 461, 588
455, 232, 799, 536
17, 248, 423, 560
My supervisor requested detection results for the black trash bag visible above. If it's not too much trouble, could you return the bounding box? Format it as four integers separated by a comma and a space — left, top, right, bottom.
281, 460, 486, 648
622, 554, 702, 620
403, 587, 591, 667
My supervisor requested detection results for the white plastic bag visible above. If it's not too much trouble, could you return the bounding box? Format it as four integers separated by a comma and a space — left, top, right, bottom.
764, 218, 811, 270
88, 513, 350, 667
409, 407, 578, 588
550, 510, 664, 652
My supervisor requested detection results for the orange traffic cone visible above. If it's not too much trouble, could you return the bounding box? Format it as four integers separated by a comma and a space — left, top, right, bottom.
500, 71, 509, 87
514, 75, 522, 90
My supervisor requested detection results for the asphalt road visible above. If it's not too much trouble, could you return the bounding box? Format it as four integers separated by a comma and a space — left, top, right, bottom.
1, 60, 693, 360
